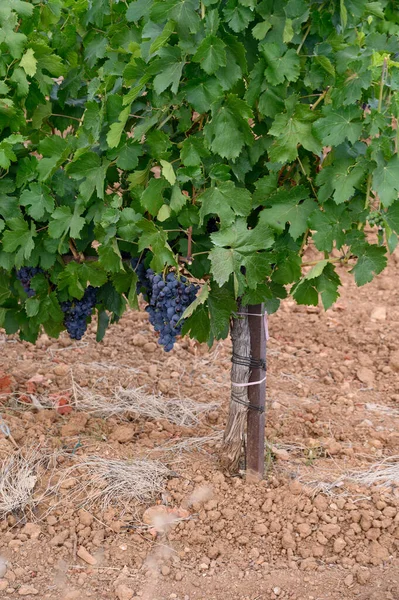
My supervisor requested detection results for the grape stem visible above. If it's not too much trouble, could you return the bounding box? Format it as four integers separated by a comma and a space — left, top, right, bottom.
186, 226, 192, 262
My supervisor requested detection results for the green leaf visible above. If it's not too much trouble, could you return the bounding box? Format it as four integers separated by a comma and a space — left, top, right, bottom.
313, 106, 363, 146
66, 152, 110, 202
185, 78, 224, 113
252, 20, 272, 40
37, 136, 70, 182
351, 244, 387, 286
385, 202, 399, 234
48, 206, 85, 239
106, 106, 130, 149
126, 0, 148, 21
20, 48, 37, 77
192, 35, 227, 75
153, 47, 184, 95
243, 253, 272, 289
2, 218, 36, 264
181, 305, 211, 343
204, 95, 253, 161
19, 183, 54, 220
96, 310, 110, 342
160, 159, 176, 185
211, 217, 274, 252
170, 185, 187, 213
263, 45, 301, 85
98, 240, 123, 273
317, 158, 366, 204
209, 247, 235, 286
208, 283, 236, 339
259, 197, 315, 240
137, 219, 177, 272
198, 181, 252, 227
309, 201, 351, 252
181, 284, 209, 319
269, 105, 321, 164
140, 178, 167, 216
150, 20, 175, 55
372, 156, 399, 208
157, 204, 172, 221
180, 137, 209, 166
314, 55, 335, 77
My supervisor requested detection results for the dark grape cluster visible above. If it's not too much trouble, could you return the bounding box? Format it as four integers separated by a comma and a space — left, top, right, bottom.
15, 267, 43, 297
61, 286, 97, 340
145, 271, 199, 352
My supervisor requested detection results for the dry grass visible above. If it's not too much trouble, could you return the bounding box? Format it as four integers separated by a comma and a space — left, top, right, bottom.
0, 447, 59, 519
52, 456, 171, 511
71, 380, 218, 427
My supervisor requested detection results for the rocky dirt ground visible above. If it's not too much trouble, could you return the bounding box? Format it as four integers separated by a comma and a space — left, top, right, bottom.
0, 247, 399, 600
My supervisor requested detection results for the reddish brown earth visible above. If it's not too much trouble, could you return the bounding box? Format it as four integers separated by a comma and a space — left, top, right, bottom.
0, 247, 398, 600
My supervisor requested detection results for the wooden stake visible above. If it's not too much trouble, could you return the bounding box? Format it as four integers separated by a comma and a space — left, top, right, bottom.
246, 303, 266, 481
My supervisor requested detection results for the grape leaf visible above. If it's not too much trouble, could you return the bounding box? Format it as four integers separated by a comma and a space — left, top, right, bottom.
198, 181, 252, 227
48, 206, 85, 239
372, 155, 399, 207
313, 106, 363, 146
19, 183, 54, 220
192, 35, 227, 75
351, 244, 387, 286
268, 105, 321, 164
2, 217, 36, 264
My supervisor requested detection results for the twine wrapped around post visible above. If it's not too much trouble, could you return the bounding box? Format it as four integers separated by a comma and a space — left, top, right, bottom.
221, 305, 250, 472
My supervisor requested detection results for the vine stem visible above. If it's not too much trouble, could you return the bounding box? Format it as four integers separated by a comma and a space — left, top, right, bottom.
297, 155, 318, 198
296, 24, 311, 55
378, 57, 388, 113
186, 226, 192, 262
301, 257, 346, 267
310, 87, 329, 111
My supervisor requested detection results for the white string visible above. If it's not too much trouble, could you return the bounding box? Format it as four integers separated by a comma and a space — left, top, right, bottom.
231, 376, 267, 388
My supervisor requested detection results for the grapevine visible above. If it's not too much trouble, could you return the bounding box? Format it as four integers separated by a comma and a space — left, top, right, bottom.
0, 0, 397, 348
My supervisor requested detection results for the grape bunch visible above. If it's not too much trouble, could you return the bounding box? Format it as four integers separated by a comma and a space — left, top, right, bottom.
145, 271, 199, 352
367, 211, 384, 227
15, 267, 43, 297
61, 286, 97, 340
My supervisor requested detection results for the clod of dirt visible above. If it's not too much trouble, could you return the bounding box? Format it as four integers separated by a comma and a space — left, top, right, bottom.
390, 351, 399, 372
111, 424, 136, 443
61, 414, 88, 436
115, 584, 134, 600
18, 585, 39, 596
77, 545, 97, 565
370, 306, 387, 321
21, 522, 41, 539
356, 367, 375, 386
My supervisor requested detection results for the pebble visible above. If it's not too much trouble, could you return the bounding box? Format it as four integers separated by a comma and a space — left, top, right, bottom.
77, 546, 97, 566
115, 584, 134, 600
18, 585, 39, 596
112, 424, 135, 443
22, 523, 41, 539
370, 306, 386, 321
390, 351, 399, 372
63, 591, 81, 600
0, 580, 8, 592
356, 367, 374, 386
143, 342, 157, 353
344, 574, 354, 587
161, 565, 171, 576
78, 509, 94, 527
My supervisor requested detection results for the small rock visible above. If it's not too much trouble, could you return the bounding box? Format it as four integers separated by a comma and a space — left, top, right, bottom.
78, 509, 94, 527
289, 480, 302, 495
77, 546, 97, 566
21, 522, 41, 539
370, 306, 386, 321
333, 538, 346, 553
356, 367, 374, 386
63, 591, 81, 600
253, 523, 268, 535
273, 587, 281, 596
53, 364, 69, 377
132, 334, 146, 347
390, 351, 399, 373
356, 568, 371, 585
61, 414, 88, 436
18, 585, 39, 596
343, 574, 353, 587
281, 533, 296, 550
112, 425, 135, 443
0, 580, 8, 592
50, 530, 69, 546
272, 447, 290, 461
143, 342, 157, 353
115, 584, 134, 600
148, 365, 157, 378
368, 541, 389, 564
161, 565, 171, 576
60, 477, 78, 490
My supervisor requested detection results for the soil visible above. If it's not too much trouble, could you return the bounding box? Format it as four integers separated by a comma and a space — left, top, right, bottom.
0, 246, 399, 600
